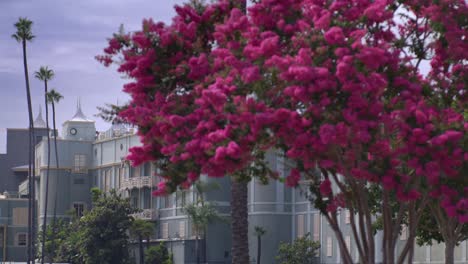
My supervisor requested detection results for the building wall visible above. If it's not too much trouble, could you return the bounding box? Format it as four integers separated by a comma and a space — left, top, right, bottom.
37, 140, 93, 225
0, 128, 49, 193
0, 198, 29, 262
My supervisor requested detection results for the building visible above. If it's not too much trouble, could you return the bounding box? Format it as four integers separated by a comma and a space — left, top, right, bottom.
0, 107, 50, 194
2, 101, 467, 263
0, 108, 50, 262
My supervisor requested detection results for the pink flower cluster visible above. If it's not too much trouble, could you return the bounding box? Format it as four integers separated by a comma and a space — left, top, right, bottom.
98, 0, 467, 223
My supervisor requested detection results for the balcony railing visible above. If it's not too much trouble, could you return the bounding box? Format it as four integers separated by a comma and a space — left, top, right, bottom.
131, 208, 158, 220
120, 176, 152, 190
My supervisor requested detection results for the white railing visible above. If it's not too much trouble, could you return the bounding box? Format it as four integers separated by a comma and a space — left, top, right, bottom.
120, 176, 152, 190
131, 208, 158, 220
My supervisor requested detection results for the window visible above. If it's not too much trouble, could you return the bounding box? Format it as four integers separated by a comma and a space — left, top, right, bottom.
105, 169, 112, 191
131, 166, 140, 178
73, 178, 85, 184
115, 167, 119, 189
73, 203, 85, 218
176, 192, 187, 208
143, 163, 151, 176
179, 221, 186, 238
35, 154, 41, 175
16, 233, 27, 246
326, 237, 333, 257
297, 214, 305, 238
13, 208, 28, 226
163, 195, 173, 209
345, 210, 351, 224
161, 223, 169, 239
132, 196, 139, 209
143, 188, 151, 209
312, 213, 320, 242
73, 154, 87, 173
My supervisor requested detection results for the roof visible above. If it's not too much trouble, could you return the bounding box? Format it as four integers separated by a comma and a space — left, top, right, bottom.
11, 164, 29, 172
66, 98, 94, 123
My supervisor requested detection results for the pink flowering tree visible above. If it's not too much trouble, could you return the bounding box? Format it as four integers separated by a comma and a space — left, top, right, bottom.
98, 1, 277, 263
99, 0, 466, 263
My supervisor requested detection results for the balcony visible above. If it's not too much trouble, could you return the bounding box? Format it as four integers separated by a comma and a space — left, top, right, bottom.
131, 208, 158, 220
120, 176, 153, 190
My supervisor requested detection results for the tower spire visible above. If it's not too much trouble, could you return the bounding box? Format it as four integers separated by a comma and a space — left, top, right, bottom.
70, 97, 92, 122
33, 105, 46, 128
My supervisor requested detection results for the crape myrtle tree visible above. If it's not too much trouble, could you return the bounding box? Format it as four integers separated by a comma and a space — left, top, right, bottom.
98, 1, 272, 263
98, 0, 467, 264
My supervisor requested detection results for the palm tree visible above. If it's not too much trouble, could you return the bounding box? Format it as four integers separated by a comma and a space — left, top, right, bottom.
46, 88, 63, 261
183, 180, 222, 264
184, 202, 220, 264
12, 17, 35, 264
35, 66, 54, 264
254, 226, 266, 264
130, 218, 154, 264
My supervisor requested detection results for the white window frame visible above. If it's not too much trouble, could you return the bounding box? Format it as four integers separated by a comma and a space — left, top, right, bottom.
161, 222, 169, 239
73, 154, 87, 173
179, 221, 186, 238
326, 236, 333, 257
345, 209, 351, 224
16, 232, 27, 247
73, 202, 86, 218
313, 213, 320, 241
297, 214, 305, 238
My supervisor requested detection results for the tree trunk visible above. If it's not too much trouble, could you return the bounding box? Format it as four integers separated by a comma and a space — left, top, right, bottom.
202, 231, 207, 264
231, 179, 249, 264
41, 79, 51, 264
196, 235, 200, 264
256, 236, 261, 264
22, 38, 35, 264
445, 239, 455, 264
139, 236, 144, 264
50, 102, 59, 261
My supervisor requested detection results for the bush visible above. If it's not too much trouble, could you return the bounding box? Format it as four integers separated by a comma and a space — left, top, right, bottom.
276, 233, 320, 264
145, 242, 173, 264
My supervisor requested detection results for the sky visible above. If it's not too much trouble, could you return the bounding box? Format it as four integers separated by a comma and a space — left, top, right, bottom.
0, 0, 186, 153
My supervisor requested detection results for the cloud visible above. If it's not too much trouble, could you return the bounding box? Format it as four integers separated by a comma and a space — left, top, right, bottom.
0, 0, 185, 138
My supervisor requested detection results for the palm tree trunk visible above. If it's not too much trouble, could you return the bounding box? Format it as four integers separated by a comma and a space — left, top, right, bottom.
50, 102, 59, 261
22, 38, 35, 264
256, 235, 261, 264
139, 236, 144, 264
41, 79, 51, 264
231, 179, 249, 264
196, 234, 200, 264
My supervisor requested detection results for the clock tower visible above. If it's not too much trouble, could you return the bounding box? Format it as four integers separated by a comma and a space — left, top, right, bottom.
62, 98, 96, 141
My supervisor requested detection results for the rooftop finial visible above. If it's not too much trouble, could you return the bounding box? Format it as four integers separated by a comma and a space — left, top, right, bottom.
69, 97, 93, 122
33, 105, 46, 128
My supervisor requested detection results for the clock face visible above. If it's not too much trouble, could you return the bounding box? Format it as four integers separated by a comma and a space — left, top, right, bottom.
70, 128, 77, 135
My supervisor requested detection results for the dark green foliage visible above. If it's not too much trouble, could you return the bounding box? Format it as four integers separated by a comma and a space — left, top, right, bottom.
95, 103, 129, 124
145, 243, 173, 264
275, 233, 320, 264
77, 189, 137, 264
36, 218, 79, 263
